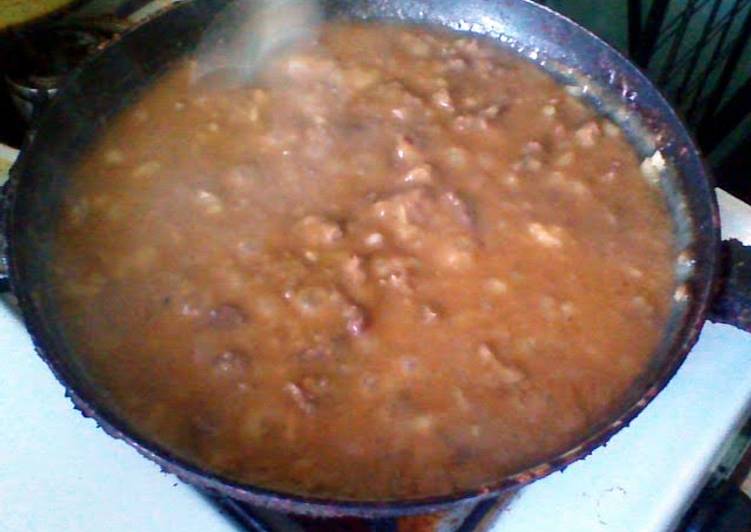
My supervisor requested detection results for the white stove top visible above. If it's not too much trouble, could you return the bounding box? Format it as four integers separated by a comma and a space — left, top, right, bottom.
1, 138, 750, 531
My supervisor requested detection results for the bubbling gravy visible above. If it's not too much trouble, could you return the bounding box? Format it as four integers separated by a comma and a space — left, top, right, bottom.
52, 23, 675, 500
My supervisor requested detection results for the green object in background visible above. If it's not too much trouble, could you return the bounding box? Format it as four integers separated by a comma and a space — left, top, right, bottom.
548, 0, 751, 199
546, 0, 630, 51
0, 144, 18, 184
0, 0, 80, 30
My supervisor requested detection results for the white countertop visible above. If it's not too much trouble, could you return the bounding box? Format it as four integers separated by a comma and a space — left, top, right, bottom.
1, 148, 750, 530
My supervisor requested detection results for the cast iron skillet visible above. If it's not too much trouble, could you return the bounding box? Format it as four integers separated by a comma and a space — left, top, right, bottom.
3, 0, 751, 518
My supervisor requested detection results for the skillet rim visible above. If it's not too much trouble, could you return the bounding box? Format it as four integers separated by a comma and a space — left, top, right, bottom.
4, 0, 721, 517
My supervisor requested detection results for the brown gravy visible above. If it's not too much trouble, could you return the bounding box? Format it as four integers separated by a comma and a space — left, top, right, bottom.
52, 23, 675, 500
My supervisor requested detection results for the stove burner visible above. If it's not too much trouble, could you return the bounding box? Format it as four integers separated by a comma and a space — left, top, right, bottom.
201, 490, 515, 532
4, 18, 125, 121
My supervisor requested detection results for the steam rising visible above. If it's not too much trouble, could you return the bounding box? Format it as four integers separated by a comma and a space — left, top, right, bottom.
193, 0, 322, 86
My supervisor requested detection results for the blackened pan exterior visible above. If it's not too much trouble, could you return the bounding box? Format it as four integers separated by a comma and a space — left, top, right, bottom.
3, 0, 721, 517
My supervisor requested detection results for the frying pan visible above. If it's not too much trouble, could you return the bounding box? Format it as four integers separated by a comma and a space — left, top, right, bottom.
3, 0, 751, 518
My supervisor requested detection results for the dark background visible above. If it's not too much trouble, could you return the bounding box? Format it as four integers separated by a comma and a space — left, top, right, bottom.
545, 0, 751, 202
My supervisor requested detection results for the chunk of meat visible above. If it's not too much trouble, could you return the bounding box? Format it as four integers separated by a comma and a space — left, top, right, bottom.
403, 164, 433, 185
290, 286, 340, 315
103, 149, 125, 165
419, 304, 440, 323
364, 187, 478, 271
284, 382, 316, 414
131, 161, 161, 178
432, 236, 476, 271
352, 80, 426, 124
367, 187, 475, 245
289, 285, 369, 336
400, 31, 432, 57
431, 88, 454, 111
453, 114, 488, 132
206, 304, 247, 328
477, 343, 526, 384
344, 304, 368, 336
363, 232, 384, 249
574, 121, 601, 148
297, 344, 332, 363
512, 140, 549, 173
439, 190, 476, 229
394, 134, 423, 164
212, 350, 251, 378
369, 188, 428, 244
341, 66, 382, 91
443, 146, 469, 170
528, 223, 565, 248
279, 53, 340, 84
222, 164, 262, 193
485, 278, 508, 295
296, 335, 349, 364
293, 215, 343, 248
341, 255, 367, 287
370, 255, 415, 290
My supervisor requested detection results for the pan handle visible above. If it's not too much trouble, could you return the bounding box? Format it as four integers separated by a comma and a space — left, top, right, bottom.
707, 239, 751, 331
